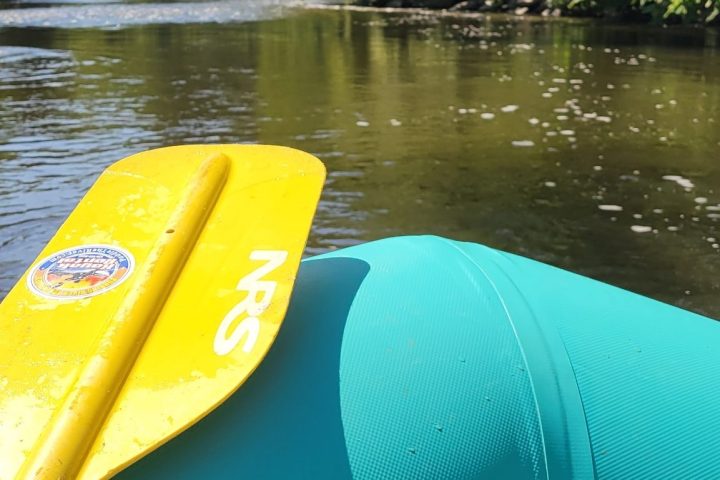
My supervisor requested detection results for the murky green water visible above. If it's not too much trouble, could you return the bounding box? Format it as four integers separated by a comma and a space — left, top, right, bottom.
1, 2, 719, 315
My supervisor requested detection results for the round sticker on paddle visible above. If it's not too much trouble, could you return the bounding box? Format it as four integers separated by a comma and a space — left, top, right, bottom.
27, 245, 134, 300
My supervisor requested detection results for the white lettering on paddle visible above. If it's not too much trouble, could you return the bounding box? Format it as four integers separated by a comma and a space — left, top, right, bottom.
213, 250, 288, 356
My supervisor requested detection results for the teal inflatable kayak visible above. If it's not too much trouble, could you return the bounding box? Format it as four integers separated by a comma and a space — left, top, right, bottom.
119, 236, 720, 479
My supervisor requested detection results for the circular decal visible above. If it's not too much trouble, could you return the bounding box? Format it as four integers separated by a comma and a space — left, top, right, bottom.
27, 245, 134, 300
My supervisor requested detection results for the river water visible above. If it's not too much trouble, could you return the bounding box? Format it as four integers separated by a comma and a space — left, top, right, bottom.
0, 1, 718, 315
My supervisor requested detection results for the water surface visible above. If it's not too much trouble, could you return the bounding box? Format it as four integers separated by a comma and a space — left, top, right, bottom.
1, 2, 719, 315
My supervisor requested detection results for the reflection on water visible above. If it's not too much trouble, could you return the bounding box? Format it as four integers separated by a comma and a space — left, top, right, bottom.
0, 4, 719, 315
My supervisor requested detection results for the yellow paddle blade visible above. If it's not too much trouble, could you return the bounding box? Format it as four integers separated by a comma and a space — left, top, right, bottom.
0, 145, 325, 480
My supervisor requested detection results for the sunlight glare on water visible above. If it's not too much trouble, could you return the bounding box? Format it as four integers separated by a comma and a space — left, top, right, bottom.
0, 0, 285, 28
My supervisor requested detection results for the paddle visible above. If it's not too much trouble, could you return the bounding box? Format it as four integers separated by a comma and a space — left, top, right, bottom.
0, 145, 325, 479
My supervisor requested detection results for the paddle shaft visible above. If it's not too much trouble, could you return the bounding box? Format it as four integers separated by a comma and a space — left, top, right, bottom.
19, 154, 230, 480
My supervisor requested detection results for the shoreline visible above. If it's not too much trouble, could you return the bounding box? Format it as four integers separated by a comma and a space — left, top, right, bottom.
302, 3, 587, 22
303, 1, 720, 26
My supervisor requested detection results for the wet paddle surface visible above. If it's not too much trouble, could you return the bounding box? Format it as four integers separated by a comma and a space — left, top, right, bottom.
0, 1, 718, 315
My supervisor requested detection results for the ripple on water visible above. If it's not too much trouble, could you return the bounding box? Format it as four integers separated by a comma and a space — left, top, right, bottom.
1, 6, 720, 314
0, 46, 72, 64
0, 0, 282, 28
0, 47, 77, 90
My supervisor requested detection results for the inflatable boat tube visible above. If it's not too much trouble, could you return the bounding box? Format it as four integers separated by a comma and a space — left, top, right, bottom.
119, 236, 720, 479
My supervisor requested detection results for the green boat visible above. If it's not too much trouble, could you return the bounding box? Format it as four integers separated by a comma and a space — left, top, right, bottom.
120, 235, 720, 479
